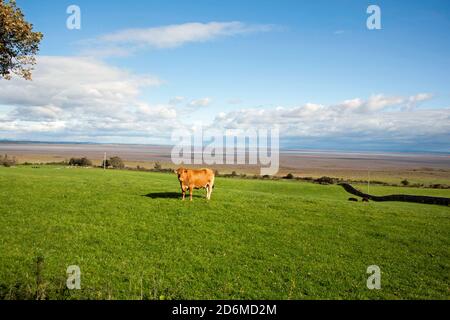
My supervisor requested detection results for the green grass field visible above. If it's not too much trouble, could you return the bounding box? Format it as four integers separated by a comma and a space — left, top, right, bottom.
0, 166, 449, 300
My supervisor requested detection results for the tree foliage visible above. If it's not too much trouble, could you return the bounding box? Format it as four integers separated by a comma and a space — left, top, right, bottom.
153, 162, 162, 171
284, 173, 295, 179
0, 154, 17, 167
109, 156, 125, 169
0, 0, 43, 80
101, 156, 125, 169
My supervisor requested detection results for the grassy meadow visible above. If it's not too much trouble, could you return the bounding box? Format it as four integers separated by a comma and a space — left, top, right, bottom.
0, 166, 449, 300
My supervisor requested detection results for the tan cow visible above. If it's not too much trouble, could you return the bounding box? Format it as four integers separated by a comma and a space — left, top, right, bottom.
175, 168, 215, 201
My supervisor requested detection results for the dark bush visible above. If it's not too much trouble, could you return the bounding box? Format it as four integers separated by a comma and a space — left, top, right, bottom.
153, 162, 162, 171
429, 184, 449, 189
371, 180, 389, 186
315, 176, 335, 185
80, 158, 92, 166
101, 159, 110, 168
284, 173, 295, 179
1, 154, 17, 167
109, 156, 124, 169
69, 157, 92, 167
149, 162, 173, 173
401, 179, 410, 186
411, 183, 424, 188
136, 165, 149, 171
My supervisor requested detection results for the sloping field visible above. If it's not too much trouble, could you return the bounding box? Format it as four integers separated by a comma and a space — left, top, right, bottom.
0, 166, 449, 299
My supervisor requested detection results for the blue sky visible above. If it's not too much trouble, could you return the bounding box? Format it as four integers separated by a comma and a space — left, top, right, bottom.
1, 0, 449, 152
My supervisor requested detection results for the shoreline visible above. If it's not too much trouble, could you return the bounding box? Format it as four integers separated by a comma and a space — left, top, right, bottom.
1, 142, 449, 185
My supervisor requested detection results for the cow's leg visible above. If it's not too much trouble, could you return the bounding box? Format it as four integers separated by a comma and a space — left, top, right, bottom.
189, 186, 193, 201
180, 183, 186, 200
208, 184, 213, 199
205, 185, 210, 199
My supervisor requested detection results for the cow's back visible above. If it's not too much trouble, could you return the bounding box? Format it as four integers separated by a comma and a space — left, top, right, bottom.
187, 168, 214, 187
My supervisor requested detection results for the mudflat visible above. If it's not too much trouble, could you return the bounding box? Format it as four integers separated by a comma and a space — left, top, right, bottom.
1, 142, 449, 184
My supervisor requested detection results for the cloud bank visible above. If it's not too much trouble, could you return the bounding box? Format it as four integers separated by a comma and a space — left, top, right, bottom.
0, 56, 178, 143
211, 95, 450, 151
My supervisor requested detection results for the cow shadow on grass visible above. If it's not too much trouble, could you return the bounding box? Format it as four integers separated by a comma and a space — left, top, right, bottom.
143, 192, 203, 199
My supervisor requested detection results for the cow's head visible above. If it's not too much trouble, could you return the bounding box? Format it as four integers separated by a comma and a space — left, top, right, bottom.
175, 167, 187, 181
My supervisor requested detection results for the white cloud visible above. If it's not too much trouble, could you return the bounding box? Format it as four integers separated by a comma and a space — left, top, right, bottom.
410, 93, 433, 102
210, 94, 450, 148
337, 94, 404, 113
0, 56, 162, 111
11, 105, 64, 121
101, 21, 273, 48
188, 97, 212, 108
404, 93, 434, 110
0, 56, 179, 141
137, 103, 177, 119
365, 95, 405, 112
169, 96, 185, 105
79, 21, 275, 57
